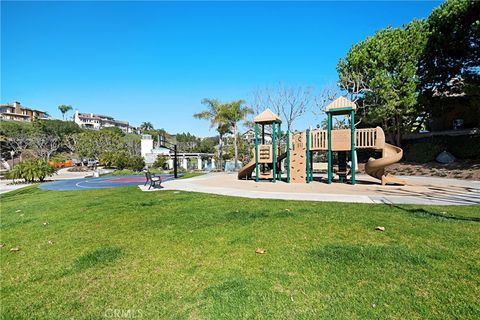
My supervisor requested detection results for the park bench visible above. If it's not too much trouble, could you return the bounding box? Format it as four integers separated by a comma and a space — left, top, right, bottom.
144, 171, 162, 190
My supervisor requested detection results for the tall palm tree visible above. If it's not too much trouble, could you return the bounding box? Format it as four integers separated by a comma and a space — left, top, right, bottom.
58, 105, 73, 120
139, 122, 154, 133
194, 98, 229, 170
222, 100, 253, 169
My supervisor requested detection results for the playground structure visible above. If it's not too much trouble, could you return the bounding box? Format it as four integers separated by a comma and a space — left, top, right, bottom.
238, 97, 405, 185
237, 109, 286, 182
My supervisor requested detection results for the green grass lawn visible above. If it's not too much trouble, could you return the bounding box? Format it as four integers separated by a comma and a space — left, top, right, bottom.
177, 172, 206, 179
1, 186, 479, 319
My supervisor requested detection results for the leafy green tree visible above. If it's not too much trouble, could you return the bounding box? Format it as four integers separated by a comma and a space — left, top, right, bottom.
226, 133, 250, 164
0, 121, 33, 160
127, 155, 145, 172
221, 100, 253, 169
74, 130, 123, 160
107, 151, 145, 171
1, 119, 81, 160
112, 152, 131, 170
194, 99, 230, 169
124, 133, 141, 156
337, 20, 428, 146
139, 122, 154, 133
33, 119, 81, 138
197, 136, 218, 153
99, 151, 116, 167
58, 105, 73, 120
417, 0, 480, 127
100, 126, 125, 136
175, 132, 200, 152
153, 155, 169, 169
31, 119, 81, 159
419, 0, 479, 94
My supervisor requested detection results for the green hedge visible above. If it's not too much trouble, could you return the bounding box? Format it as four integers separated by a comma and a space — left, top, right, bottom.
403, 134, 480, 162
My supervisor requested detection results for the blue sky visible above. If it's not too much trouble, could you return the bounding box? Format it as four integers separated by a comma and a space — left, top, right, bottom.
1, 1, 441, 136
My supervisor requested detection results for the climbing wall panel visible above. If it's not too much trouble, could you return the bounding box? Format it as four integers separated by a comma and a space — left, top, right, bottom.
290, 132, 307, 183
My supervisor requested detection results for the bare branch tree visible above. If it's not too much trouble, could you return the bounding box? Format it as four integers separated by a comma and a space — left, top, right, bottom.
338, 72, 376, 126
6, 132, 31, 161
250, 87, 269, 115
250, 83, 313, 132
31, 134, 61, 160
313, 84, 341, 117
63, 134, 77, 153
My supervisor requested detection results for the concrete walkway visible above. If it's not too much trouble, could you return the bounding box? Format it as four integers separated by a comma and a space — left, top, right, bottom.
0, 180, 31, 194
140, 173, 480, 206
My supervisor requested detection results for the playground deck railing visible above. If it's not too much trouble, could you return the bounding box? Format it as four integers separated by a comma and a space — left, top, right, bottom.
310, 130, 328, 150
309, 127, 385, 151
355, 127, 385, 149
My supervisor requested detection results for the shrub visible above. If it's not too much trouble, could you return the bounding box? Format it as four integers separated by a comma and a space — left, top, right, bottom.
403, 134, 480, 162
128, 155, 145, 172
50, 153, 69, 163
403, 139, 443, 163
99, 151, 116, 167
112, 152, 130, 170
107, 152, 145, 171
152, 155, 169, 169
7, 159, 56, 182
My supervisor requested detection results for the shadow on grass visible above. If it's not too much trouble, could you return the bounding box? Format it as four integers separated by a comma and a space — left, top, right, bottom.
57, 246, 124, 278
200, 277, 253, 317
72, 246, 123, 272
391, 204, 480, 222
307, 244, 432, 265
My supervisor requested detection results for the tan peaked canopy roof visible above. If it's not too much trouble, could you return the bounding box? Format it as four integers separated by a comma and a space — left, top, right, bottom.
254, 108, 282, 124
325, 97, 357, 113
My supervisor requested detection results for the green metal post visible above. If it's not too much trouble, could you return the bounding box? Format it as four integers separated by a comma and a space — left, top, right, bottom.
286, 131, 290, 183
310, 151, 314, 182
306, 129, 310, 183
272, 122, 276, 183
261, 124, 265, 175
255, 123, 259, 182
327, 113, 332, 184
351, 110, 356, 185
277, 123, 282, 181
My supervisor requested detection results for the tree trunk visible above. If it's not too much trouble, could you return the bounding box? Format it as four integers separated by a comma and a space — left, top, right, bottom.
395, 114, 402, 147
233, 123, 238, 170
395, 126, 402, 147
218, 133, 223, 171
